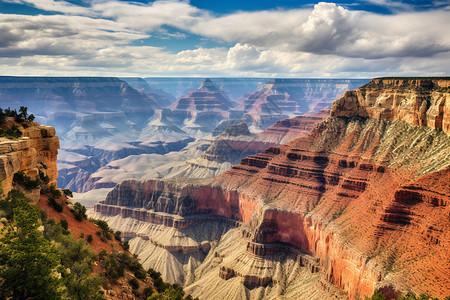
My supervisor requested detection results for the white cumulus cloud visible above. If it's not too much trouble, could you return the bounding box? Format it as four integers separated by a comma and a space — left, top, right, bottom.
0, 0, 448, 77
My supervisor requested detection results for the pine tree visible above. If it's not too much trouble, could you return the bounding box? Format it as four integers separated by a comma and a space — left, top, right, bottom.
0, 199, 63, 299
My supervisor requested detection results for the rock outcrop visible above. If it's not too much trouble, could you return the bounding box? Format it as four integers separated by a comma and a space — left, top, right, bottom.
0, 122, 59, 201
331, 78, 450, 134
94, 78, 450, 299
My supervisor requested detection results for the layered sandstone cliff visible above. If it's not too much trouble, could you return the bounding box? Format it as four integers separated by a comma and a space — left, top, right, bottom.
0, 121, 59, 201
94, 78, 450, 299
331, 78, 450, 134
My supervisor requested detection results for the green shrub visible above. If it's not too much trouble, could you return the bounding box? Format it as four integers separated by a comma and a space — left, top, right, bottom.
0, 107, 34, 124
134, 267, 147, 280
0, 189, 28, 220
148, 268, 162, 280
49, 185, 62, 198
148, 294, 165, 300
0, 198, 62, 299
71, 202, 87, 221
48, 197, 63, 212
42, 219, 105, 299
39, 170, 49, 184
13, 171, 41, 190
121, 241, 129, 251
144, 287, 154, 298
47, 185, 63, 212
101, 255, 124, 282
87, 235, 93, 243
60, 219, 69, 230
0, 125, 22, 139
91, 219, 114, 240
62, 189, 73, 198
0, 107, 36, 139
128, 278, 139, 290
365, 290, 387, 300
164, 286, 184, 300
365, 291, 443, 300
92, 219, 109, 232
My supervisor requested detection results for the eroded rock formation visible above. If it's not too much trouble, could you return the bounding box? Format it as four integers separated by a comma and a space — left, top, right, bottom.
237, 78, 368, 130
257, 108, 330, 144
331, 78, 450, 134
0, 122, 59, 201
169, 79, 237, 135
94, 78, 450, 299
79, 115, 327, 191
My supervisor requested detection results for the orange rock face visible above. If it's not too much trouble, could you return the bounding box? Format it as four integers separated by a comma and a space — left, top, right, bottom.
331, 78, 450, 134
95, 78, 450, 299
0, 122, 59, 200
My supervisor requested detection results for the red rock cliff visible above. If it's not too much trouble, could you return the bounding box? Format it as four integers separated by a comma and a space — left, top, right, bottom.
96, 78, 450, 299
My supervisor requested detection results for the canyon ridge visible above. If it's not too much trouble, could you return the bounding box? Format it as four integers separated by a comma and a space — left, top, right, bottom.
91, 78, 450, 299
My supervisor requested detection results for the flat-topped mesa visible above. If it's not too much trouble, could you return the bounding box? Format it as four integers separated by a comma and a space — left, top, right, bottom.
365, 77, 450, 89
331, 77, 450, 134
0, 76, 159, 114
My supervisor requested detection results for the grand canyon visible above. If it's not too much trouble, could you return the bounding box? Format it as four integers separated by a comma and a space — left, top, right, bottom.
1, 76, 449, 299
88, 77, 449, 299
1, 0, 449, 299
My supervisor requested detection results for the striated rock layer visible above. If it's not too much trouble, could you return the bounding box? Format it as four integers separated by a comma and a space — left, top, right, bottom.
169, 79, 237, 135
237, 78, 368, 131
257, 108, 330, 144
95, 78, 450, 299
0, 121, 60, 201
331, 78, 450, 134
78, 114, 327, 194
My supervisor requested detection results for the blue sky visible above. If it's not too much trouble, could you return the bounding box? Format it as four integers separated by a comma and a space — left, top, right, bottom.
0, 0, 449, 77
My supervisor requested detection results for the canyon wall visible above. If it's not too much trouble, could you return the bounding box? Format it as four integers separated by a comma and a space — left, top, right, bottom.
80, 115, 327, 194
331, 78, 450, 134
0, 122, 59, 201
94, 78, 450, 299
